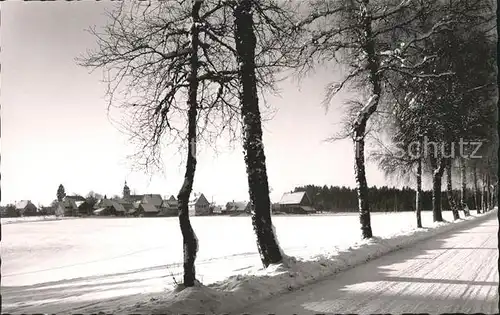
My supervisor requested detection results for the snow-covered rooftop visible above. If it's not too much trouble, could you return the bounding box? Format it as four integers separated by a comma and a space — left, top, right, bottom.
227, 201, 249, 211
140, 203, 159, 213
75, 201, 85, 208
142, 194, 163, 207
93, 208, 106, 214
14, 200, 32, 210
279, 191, 306, 205
189, 193, 208, 206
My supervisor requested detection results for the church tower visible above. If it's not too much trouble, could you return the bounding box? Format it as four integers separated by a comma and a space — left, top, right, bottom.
123, 181, 131, 200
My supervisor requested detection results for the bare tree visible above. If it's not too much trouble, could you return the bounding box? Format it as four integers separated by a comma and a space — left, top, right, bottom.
415, 154, 423, 227
445, 160, 460, 221
459, 157, 470, 216
369, 73, 433, 228
372, 0, 494, 224
78, 0, 242, 287
472, 161, 481, 212
79, 1, 243, 173
370, 142, 423, 227
79, 0, 300, 277
295, 0, 470, 237
210, 0, 300, 266
175, 0, 203, 287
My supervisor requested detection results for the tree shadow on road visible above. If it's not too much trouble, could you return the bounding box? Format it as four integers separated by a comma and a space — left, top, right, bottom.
230, 216, 498, 315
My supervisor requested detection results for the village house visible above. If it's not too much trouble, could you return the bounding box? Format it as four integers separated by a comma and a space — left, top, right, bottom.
94, 199, 126, 216
210, 203, 223, 214
131, 192, 163, 217
120, 200, 142, 216
63, 195, 86, 216
15, 200, 38, 216
136, 203, 160, 217
118, 201, 140, 214
160, 195, 178, 216
225, 201, 251, 214
77, 201, 94, 216
278, 191, 316, 214
128, 200, 142, 215
142, 194, 163, 207
188, 193, 210, 216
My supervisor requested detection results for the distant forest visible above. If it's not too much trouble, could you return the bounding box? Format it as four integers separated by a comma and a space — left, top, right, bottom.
293, 185, 477, 212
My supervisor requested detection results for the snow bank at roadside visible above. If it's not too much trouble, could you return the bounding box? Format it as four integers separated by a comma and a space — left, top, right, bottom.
1, 215, 71, 224
118, 209, 497, 314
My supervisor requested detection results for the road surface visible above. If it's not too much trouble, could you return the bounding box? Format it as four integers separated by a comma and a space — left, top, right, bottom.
235, 215, 499, 314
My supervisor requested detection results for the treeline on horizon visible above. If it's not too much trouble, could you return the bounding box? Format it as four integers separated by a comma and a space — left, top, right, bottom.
293, 185, 476, 212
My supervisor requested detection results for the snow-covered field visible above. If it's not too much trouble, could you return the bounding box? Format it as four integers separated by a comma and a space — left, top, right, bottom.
2, 209, 494, 313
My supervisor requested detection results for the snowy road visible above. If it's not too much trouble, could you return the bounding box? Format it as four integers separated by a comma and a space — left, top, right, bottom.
235, 215, 499, 314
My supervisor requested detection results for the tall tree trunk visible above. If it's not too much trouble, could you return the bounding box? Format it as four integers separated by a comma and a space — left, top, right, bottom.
431, 157, 446, 222
234, 0, 283, 267
415, 157, 423, 228
494, 183, 498, 209
446, 161, 460, 220
177, 0, 202, 287
493, 178, 497, 209
354, 135, 373, 238
352, 0, 381, 239
460, 158, 470, 216
496, 3, 500, 312
483, 168, 488, 211
473, 163, 481, 213
481, 174, 487, 211
486, 172, 492, 210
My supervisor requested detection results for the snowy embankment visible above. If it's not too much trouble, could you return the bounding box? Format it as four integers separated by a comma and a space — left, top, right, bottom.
1, 215, 72, 224
123, 209, 497, 314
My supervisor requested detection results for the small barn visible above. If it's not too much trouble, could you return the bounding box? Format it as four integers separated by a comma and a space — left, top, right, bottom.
278, 191, 316, 214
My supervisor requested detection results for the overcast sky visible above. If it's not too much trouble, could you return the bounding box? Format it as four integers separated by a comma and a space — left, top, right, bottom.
1, 1, 392, 206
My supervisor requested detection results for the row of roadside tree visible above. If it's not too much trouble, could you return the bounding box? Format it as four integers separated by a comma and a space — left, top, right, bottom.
78, 0, 497, 288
